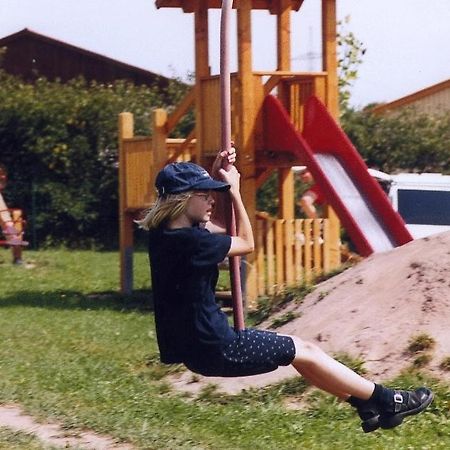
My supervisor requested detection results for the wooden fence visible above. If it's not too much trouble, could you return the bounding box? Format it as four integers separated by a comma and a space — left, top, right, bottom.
255, 217, 331, 296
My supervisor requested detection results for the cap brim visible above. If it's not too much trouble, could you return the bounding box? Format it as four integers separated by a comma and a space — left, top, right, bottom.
192, 179, 230, 192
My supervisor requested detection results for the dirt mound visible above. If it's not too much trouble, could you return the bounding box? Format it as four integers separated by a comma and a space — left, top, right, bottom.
170, 231, 450, 395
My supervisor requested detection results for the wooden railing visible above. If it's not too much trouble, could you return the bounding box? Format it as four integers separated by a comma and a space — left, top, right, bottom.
121, 136, 197, 210
255, 217, 331, 296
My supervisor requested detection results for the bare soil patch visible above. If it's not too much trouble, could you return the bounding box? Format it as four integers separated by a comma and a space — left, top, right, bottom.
0, 404, 133, 449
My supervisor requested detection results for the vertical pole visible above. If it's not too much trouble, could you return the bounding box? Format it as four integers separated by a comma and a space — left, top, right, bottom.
322, 0, 341, 268
152, 109, 169, 180
277, 0, 295, 220
194, 0, 210, 167
118, 112, 134, 294
221, 0, 245, 331
237, 0, 258, 305
322, 0, 339, 116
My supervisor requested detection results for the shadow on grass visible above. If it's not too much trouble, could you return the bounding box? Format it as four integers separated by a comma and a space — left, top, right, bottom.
0, 289, 154, 312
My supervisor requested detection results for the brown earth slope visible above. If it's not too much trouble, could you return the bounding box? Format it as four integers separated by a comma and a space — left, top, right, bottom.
170, 231, 450, 395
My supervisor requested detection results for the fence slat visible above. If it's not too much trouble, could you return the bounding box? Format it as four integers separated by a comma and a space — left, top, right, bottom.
266, 219, 275, 295
275, 220, 285, 291
255, 217, 332, 296
304, 219, 313, 284
294, 219, 303, 284
256, 220, 266, 296
322, 219, 331, 273
284, 219, 294, 285
313, 219, 322, 276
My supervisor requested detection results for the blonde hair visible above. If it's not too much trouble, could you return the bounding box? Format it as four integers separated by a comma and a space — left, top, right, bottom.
136, 191, 192, 230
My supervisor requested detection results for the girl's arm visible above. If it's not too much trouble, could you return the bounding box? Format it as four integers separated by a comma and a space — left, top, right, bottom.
207, 148, 236, 234
213, 165, 254, 257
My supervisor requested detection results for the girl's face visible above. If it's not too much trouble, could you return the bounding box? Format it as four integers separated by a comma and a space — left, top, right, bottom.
185, 191, 215, 225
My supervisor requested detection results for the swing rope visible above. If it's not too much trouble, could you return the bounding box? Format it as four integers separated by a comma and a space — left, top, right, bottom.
220, 0, 245, 331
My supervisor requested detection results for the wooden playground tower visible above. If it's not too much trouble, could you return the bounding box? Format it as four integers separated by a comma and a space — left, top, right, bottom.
119, 0, 341, 303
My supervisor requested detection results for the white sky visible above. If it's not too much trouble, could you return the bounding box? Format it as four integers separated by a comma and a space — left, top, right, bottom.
0, 0, 449, 107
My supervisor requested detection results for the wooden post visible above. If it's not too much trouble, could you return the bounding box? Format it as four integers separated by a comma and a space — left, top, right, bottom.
277, 0, 295, 221
322, 0, 341, 267
152, 108, 168, 182
322, 0, 338, 117
237, 0, 258, 305
266, 219, 275, 295
277, 0, 291, 105
118, 112, 134, 294
278, 167, 295, 220
304, 219, 312, 283
194, 1, 210, 167
275, 219, 284, 290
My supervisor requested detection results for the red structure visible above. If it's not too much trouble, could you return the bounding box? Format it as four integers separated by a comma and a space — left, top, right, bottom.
264, 95, 413, 256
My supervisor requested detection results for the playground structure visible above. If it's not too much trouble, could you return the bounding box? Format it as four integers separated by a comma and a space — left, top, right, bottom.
119, 0, 341, 303
118, 0, 411, 303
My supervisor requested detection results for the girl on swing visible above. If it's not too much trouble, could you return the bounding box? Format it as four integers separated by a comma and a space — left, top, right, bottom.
138, 148, 433, 433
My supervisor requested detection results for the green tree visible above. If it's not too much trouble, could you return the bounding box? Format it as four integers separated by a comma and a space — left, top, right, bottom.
0, 71, 188, 248
337, 16, 366, 112
342, 107, 450, 173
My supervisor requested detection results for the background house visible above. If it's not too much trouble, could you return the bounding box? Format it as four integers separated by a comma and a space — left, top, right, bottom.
0, 28, 170, 90
372, 78, 450, 116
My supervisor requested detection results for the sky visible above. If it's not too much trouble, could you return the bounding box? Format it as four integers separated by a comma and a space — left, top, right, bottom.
0, 0, 449, 108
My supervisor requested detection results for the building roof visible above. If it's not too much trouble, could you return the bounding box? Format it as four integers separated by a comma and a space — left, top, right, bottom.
155, 0, 303, 13
0, 28, 170, 88
372, 78, 450, 115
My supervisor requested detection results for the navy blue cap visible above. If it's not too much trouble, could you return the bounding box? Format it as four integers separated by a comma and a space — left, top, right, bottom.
155, 162, 230, 196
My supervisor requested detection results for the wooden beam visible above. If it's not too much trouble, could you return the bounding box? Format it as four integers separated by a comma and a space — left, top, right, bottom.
322, 0, 338, 117
118, 112, 134, 294
255, 150, 301, 168
275, 0, 294, 220
278, 168, 294, 219
155, 1, 304, 12
255, 168, 273, 189
277, 0, 291, 72
237, 0, 259, 305
322, 0, 340, 267
263, 74, 283, 96
194, 1, 210, 166
152, 108, 168, 176
165, 87, 196, 135
167, 129, 196, 163
254, 70, 327, 76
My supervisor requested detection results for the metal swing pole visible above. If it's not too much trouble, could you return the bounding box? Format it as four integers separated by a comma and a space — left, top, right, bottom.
220, 0, 245, 331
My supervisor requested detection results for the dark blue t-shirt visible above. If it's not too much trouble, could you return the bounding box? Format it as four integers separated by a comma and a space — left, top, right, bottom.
148, 226, 235, 364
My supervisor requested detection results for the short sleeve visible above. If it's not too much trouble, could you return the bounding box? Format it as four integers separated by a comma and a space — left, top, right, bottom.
191, 228, 231, 267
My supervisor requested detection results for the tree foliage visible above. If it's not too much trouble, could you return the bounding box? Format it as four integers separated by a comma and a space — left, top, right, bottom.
341, 107, 450, 174
0, 71, 189, 248
337, 16, 366, 112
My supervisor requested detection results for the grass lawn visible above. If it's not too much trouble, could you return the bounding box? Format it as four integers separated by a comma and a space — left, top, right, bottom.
0, 249, 448, 449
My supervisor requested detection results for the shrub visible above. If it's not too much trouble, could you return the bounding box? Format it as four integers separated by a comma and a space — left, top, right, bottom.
0, 71, 190, 248
440, 357, 450, 371
412, 353, 432, 369
407, 334, 436, 354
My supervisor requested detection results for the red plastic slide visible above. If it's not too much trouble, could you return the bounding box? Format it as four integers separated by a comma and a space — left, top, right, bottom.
263, 95, 412, 256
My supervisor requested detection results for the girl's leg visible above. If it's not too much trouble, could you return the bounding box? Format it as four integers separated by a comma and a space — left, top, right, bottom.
283, 334, 434, 432
287, 335, 374, 400
297, 366, 350, 400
